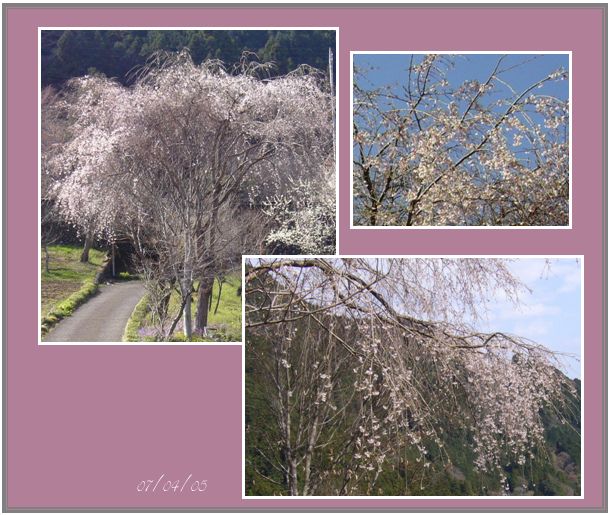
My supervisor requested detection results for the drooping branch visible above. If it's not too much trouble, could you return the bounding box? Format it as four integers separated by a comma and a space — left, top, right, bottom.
245, 257, 579, 495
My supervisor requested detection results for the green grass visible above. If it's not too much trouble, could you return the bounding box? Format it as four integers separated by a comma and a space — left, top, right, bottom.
122, 293, 153, 342
132, 272, 242, 342
200, 273, 242, 341
118, 271, 139, 280
41, 244, 107, 336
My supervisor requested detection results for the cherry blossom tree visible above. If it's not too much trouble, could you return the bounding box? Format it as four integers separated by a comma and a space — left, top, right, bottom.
43, 75, 132, 262
263, 157, 336, 254
44, 51, 335, 338
245, 258, 578, 495
353, 54, 569, 226
40, 85, 66, 271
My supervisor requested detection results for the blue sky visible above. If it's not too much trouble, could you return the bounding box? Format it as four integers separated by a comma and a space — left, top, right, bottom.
353, 53, 570, 102
353, 54, 570, 157
248, 257, 582, 379
475, 258, 582, 379
352, 54, 571, 225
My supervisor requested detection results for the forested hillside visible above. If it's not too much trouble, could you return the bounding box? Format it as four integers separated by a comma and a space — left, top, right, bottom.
41, 30, 336, 87
244, 258, 581, 496
246, 319, 581, 497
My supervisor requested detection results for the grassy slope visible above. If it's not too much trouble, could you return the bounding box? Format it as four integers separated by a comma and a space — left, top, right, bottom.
130, 272, 242, 342
201, 273, 242, 340
40, 244, 107, 336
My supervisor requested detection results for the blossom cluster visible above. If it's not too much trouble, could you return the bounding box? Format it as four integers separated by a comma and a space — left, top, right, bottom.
353, 54, 570, 226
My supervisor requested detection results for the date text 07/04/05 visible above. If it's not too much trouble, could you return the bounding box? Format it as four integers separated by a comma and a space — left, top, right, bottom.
137, 474, 207, 493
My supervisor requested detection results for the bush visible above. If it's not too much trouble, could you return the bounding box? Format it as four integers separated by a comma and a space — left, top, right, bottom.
122, 294, 150, 342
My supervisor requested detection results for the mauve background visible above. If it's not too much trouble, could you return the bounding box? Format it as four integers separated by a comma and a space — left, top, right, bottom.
5, 5, 605, 510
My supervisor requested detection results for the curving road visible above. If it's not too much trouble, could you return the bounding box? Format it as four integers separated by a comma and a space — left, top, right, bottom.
44, 281, 146, 342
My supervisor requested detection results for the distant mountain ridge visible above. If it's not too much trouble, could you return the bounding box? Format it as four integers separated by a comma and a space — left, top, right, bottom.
41, 29, 336, 87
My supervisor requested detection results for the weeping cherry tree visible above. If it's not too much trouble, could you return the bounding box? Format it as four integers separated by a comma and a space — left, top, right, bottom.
245, 258, 578, 495
44, 51, 336, 339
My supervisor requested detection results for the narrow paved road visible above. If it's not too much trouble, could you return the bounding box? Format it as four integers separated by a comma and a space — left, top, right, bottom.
44, 281, 146, 342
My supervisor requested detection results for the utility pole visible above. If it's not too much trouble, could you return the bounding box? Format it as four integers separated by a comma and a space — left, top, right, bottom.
329, 47, 335, 158
111, 241, 116, 278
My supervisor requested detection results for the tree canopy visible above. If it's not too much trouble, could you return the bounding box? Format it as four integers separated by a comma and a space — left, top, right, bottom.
42, 51, 335, 338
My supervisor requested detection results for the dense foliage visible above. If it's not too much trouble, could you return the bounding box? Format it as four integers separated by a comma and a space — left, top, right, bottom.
41, 29, 336, 87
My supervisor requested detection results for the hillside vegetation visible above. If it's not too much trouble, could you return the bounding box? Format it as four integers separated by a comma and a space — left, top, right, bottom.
40, 244, 106, 335
41, 29, 336, 87
246, 322, 581, 496
244, 259, 581, 496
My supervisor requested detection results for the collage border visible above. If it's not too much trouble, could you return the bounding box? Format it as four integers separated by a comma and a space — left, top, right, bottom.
3, 2, 607, 512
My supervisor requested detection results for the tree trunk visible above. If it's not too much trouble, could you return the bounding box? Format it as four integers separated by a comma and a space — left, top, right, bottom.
213, 277, 224, 315
167, 293, 187, 340
160, 290, 171, 321
195, 277, 214, 333
43, 243, 50, 273
289, 458, 298, 496
284, 405, 298, 496
182, 290, 192, 339
111, 242, 116, 278
301, 418, 319, 496
80, 233, 94, 263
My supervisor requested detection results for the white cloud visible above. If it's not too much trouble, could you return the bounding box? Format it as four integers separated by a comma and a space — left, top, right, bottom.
518, 302, 562, 317
513, 319, 551, 339
557, 267, 581, 294
507, 259, 550, 285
